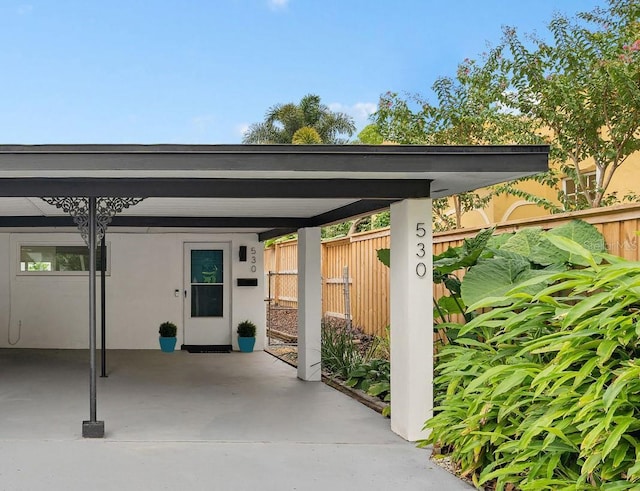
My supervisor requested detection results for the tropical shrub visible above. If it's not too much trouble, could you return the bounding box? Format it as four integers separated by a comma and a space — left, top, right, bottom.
422, 231, 640, 489
321, 318, 374, 379
158, 321, 177, 338
320, 318, 390, 414
237, 320, 257, 337
346, 358, 390, 398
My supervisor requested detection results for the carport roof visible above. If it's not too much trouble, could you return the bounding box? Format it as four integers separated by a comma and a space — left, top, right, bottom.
0, 144, 548, 240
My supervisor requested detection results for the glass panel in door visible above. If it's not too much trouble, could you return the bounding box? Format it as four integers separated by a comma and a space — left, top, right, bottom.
190, 250, 223, 318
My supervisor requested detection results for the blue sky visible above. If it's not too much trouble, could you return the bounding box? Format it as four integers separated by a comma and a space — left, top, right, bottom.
0, 0, 603, 144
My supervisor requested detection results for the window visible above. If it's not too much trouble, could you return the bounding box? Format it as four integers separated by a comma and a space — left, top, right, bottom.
19, 244, 108, 274
563, 172, 597, 208
190, 249, 224, 317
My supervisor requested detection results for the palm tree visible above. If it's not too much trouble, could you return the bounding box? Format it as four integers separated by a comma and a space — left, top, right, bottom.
242, 94, 356, 144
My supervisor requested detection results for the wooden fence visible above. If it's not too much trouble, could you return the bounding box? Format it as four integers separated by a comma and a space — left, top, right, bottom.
265, 203, 640, 337
264, 229, 391, 337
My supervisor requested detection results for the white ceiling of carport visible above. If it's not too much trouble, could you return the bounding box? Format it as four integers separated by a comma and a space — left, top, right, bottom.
0, 197, 358, 219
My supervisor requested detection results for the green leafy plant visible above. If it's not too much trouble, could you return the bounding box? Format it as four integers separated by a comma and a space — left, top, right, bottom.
237, 320, 257, 338
292, 126, 322, 144
321, 318, 372, 379
372, 1, 640, 217
346, 358, 390, 401
423, 232, 640, 489
371, 325, 390, 360
243, 93, 355, 144
497, 0, 640, 210
158, 321, 177, 338
460, 220, 606, 308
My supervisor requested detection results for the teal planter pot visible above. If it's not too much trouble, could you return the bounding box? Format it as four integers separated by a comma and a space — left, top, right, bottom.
159, 337, 177, 353
238, 337, 256, 353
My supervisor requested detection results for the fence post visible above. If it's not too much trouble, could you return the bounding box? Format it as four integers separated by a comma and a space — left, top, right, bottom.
343, 265, 352, 331
274, 242, 281, 305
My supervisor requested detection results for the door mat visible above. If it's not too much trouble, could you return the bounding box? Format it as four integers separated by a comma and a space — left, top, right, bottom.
181, 344, 232, 353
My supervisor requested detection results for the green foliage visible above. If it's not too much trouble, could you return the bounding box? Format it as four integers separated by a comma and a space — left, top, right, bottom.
158, 321, 177, 338
292, 126, 322, 144
321, 222, 352, 239
424, 234, 640, 489
460, 251, 547, 308
370, 212, 390, 229
452, 220, 605, 309
370, 0, 640, 216
354, 124, 384, 144
432, 227, 496, 326
433, 193, 494, 232
243, 94, 356, 144
345, 358, 390, 403
370, 48, 539, 230
371, 325, 390, 360
263, 234, 297, 249
237, 320, 257, 337
321, 212, 390, 240
376, 248, 390, 268
321, 319, 375, 380
497, 0, 640, 209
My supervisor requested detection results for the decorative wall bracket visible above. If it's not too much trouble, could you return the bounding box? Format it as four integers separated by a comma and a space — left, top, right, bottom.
40, 197, 145, 245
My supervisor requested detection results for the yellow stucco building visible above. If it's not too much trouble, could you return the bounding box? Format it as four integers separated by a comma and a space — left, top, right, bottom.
454, 151, 640, 228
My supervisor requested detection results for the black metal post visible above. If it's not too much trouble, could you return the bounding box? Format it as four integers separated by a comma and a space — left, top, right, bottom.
82, 197, 105, 438
100, 234, 107, 378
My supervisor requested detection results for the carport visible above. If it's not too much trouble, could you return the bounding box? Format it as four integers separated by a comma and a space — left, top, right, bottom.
0, 144, 547, 441
0, 348, 476, 489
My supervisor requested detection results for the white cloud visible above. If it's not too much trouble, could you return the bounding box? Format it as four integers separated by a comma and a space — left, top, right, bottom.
268, 0, 289, 10
329, 101, 377, 127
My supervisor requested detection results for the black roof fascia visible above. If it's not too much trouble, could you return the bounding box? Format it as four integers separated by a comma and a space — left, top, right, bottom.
0, 178, 431, 199
0, 144, 549, 173
0, 216, 312, 229
257, 199, 397, 242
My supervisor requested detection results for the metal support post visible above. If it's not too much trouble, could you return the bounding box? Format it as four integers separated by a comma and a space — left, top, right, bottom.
82, 197, 105, 438
40, 195, 144, 438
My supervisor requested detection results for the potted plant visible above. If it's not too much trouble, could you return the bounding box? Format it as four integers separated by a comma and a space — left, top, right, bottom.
237, 320, 257, 353
158, 321, 178, 353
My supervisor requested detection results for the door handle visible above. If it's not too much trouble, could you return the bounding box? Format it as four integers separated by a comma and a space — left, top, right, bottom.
184, 289, 188, 298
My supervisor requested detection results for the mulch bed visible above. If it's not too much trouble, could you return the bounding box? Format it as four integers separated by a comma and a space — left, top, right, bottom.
267, 306, 298, 338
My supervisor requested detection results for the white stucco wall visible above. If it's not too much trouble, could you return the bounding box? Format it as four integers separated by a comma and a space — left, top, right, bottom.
0, 231, 265, 350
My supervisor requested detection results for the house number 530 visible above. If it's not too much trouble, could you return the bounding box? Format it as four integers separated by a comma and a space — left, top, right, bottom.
415, 223, 427, 278
250, 246, 257, 273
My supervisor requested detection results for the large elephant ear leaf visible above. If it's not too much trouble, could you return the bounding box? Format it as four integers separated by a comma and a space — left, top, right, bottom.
376, 248, 390, 267
461, 254, 532, 308
545, 235, 599, 269
436, 295, 466, 316
459, 227, 495, 267
485, 232, 513, 252
547, 220, 605, 266
497, 227, 563, 266
434, 227, 495, 274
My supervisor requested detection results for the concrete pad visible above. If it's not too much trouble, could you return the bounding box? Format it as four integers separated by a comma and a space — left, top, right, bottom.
0, 349, 471, 490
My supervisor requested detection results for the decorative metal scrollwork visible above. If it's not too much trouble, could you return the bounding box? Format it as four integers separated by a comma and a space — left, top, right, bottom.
41, 197, 145, 245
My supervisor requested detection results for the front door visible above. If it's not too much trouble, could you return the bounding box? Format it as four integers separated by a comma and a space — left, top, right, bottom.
183, 243, 231, 345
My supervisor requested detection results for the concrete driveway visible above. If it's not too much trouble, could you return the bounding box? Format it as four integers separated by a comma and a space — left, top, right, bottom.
0, 349, 471, 490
